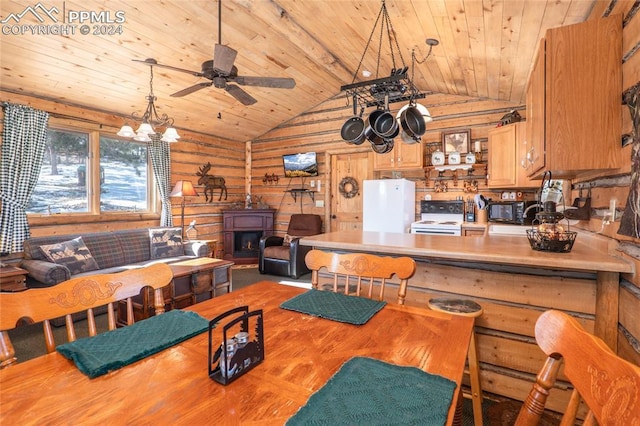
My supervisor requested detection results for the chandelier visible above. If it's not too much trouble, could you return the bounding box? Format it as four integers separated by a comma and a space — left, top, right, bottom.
118, 60, 180, 143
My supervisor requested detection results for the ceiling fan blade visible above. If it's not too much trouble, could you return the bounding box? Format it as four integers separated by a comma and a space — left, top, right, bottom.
225, 84, 257, 105
171, 82, 213, 97
213, 44, 237, 75
234, 76, 296, 89
134, 59, 204, 78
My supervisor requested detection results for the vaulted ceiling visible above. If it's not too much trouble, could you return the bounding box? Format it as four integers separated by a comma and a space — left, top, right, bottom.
1, 0, 597, 142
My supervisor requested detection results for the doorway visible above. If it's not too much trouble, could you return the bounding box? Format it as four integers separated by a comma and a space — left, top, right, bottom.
326, 150, 373, 232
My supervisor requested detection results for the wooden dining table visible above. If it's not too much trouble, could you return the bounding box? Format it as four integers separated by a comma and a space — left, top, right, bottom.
0, 281, 474, 425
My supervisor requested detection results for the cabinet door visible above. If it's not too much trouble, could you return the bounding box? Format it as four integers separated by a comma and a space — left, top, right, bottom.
488, 125, 518, 187
396, 142, 423, 169
526, 39, 545, 177
372, 148, 395, 170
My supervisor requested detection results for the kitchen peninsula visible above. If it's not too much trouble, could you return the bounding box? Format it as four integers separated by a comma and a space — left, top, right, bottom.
300, 230, 633, 412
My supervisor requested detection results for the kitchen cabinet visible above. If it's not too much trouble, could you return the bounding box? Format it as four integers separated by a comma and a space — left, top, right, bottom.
487, 122, 537, 189
524, 15, 622, 179
373, 141, 423, 170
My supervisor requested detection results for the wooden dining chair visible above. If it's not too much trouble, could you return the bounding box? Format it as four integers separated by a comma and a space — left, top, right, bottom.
514, 310, 640, 425
0, 263, 173, 368
304, 249, 416, 304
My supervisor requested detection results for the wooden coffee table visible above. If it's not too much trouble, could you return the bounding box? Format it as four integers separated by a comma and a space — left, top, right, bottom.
169, 257, 234, 303
119, 258, 234, 326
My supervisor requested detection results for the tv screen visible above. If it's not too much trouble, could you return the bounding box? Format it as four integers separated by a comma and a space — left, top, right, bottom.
282, 152, 318, 178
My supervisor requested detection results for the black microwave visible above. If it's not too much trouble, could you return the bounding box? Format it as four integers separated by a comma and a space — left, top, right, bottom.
487, 200, 538, 225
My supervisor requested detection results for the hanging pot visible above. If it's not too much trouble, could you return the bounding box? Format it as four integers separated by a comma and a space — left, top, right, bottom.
371, 139, 395, 154
341, 116, 366, 144
400, 104, 426, 138
341, 103, 366, 144
365, 125, 384, 145
372, 110, 398, 137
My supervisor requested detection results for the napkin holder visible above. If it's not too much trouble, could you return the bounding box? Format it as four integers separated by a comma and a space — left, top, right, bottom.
208, 306, 264, 385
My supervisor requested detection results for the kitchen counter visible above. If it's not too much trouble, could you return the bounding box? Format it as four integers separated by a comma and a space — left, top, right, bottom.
300, 231, 631, 274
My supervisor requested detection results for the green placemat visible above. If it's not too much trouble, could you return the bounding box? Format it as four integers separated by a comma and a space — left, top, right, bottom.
287, 357, 457, 426
57, 310, 209, 378
280, 289, 386, 325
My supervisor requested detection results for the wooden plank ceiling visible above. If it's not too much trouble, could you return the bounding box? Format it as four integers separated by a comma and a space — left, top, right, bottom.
0, 0, 596, 142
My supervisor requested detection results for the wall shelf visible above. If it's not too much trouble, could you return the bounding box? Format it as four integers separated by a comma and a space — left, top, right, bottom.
285, 188, 316, 202
424, 164, 488, 192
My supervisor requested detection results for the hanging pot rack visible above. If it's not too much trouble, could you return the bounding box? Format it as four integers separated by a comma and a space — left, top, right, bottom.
339, 0, 437, 109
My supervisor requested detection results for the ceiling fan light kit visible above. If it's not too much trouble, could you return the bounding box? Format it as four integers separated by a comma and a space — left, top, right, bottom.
339, 0, 437, 153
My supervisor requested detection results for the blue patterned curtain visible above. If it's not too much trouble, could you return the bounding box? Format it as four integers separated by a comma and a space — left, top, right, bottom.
0, 103, 49, 254
147, 134, 173, 227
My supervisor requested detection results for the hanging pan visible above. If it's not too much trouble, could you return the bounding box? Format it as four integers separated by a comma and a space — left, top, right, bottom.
341, 98, 366, 145
400, 103, 426, 139
371, 94, 398, 137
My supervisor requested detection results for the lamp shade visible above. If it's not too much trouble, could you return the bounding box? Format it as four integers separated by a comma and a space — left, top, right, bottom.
170, 180, 199, 197
136, 122, 154, 135
117, 125, 135, 138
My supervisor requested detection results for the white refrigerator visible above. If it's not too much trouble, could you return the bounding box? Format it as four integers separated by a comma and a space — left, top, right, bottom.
362, 179, 416, 233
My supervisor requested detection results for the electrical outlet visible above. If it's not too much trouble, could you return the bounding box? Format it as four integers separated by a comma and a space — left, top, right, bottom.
310, 180, 315, 187
315, 200, 324, 208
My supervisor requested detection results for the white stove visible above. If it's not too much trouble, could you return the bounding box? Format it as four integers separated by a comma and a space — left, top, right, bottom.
410, 200, 464, 236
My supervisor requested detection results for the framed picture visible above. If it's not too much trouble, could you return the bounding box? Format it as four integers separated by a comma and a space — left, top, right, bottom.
442, 129, 471, 154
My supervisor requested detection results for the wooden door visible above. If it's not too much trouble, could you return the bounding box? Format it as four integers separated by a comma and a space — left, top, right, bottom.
330, 152, 372, 232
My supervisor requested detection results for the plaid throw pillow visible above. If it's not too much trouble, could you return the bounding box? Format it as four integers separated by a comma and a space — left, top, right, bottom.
39, 237, 100, 275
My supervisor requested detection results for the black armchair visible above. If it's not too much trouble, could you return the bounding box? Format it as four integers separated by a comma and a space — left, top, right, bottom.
258, 214, 323, 279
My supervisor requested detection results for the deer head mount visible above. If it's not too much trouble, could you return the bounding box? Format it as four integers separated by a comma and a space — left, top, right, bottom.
196, 162, 228, 202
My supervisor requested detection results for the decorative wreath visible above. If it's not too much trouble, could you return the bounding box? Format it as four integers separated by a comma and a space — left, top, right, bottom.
339, 176, 359, 199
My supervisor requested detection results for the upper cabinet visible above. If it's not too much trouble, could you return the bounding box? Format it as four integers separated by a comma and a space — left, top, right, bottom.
488, 122, 537, 189
524, 15, 622, 179
373, 141, 423, 170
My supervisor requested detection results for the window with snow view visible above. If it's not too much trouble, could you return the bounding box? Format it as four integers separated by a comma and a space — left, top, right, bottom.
26, 129, 150, 215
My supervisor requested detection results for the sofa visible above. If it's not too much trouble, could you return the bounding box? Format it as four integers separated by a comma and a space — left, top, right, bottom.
20, 227, 208, 288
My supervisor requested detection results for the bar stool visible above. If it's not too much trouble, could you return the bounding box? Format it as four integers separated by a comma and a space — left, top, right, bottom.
428, 297, 484, 426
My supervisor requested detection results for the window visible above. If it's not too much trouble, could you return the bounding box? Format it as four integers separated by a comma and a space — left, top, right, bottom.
26, 128, 153, 215
27, 128, 89, 214
99, 136, 149, 212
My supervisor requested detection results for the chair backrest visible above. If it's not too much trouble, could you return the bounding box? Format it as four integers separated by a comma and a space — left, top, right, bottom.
304, 249, 416, 305
515, 310, 640, 425
287, 214, 323, 237
0, 263, 173, 368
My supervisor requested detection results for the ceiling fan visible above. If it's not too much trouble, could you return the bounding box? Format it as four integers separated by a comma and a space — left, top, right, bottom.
134, 0, 295, 106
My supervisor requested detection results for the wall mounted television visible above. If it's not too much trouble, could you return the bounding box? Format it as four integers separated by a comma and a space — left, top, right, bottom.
282, 152, 319, 178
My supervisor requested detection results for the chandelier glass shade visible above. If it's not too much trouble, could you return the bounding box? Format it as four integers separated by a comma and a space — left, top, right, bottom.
118, 65, 180, 143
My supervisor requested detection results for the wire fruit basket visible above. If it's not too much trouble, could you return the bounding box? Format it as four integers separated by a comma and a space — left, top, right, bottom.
526, 229, 577, 253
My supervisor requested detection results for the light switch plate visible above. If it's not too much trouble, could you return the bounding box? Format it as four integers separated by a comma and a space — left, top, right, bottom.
315, 200, 324, 208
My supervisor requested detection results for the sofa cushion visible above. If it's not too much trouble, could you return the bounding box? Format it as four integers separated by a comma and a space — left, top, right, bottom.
149, 228, 184, 259
81, 233, 126, 269
115, 229, 152, 264
263, 245, 290, 261
39, 237, 100, 275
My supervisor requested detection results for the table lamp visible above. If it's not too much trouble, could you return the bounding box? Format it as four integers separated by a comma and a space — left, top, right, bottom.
170, 180, 199, 238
